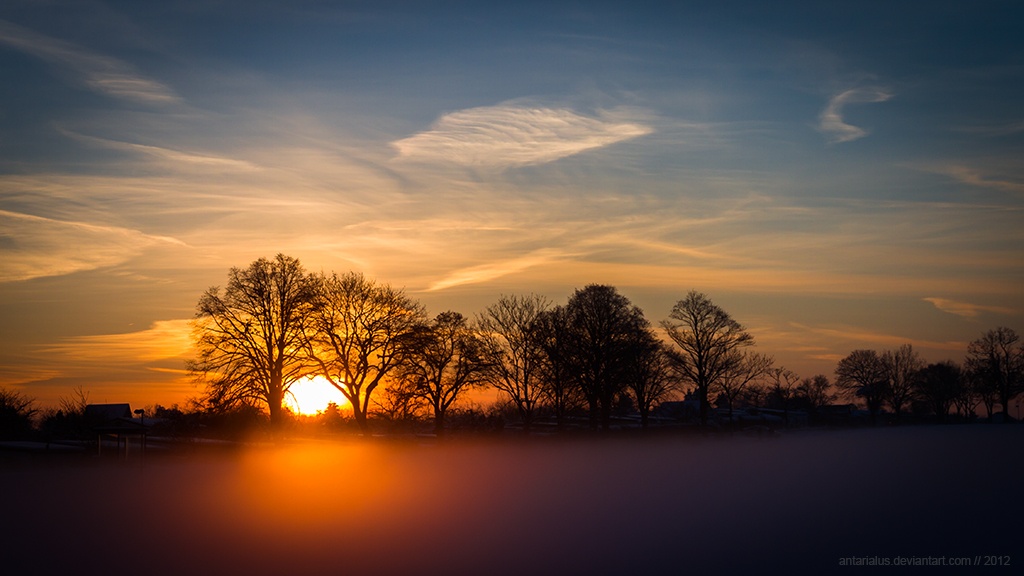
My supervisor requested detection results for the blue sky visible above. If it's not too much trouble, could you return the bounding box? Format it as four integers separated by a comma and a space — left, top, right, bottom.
1, 0, 1021, 407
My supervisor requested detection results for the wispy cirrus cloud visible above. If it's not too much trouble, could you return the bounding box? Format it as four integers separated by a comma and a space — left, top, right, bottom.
817, 87, 892, 144
907, 163, 1024, 194
954, 120, 1024, 137
39, 320, 193, 365
59, 129, 260, 172
923, 297, 1017, 319
792, 322, 967, 352
0, 19, 179, 104
392, 105, 652, 167
428, 248, 569, 291
0, 210, 185, 282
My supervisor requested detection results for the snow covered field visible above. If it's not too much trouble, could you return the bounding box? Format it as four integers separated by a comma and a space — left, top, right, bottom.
3, 425, 1021, 574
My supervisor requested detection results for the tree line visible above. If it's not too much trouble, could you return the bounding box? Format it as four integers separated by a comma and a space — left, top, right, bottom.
4, 253, 1020, 442
183, 253, 1024, 436
188, 254, 763, 435
835, 327, 1024, 424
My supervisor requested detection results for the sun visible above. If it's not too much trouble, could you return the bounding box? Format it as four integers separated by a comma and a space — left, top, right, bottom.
284, 375, 348, 415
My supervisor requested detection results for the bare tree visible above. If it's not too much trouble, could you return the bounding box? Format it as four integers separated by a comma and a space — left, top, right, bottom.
0, 387, 37, 440
402, 311, 489, 436
881, 344, 923, 421
477, 294, 550, 434
307, 271, 425, 434
915, 361, 962, 423
625, 332, 678, 429
797, 374, 836, 416
561, 285, 649, 430
714, 351, 773, 422
189, 254, 319, 428
371, 381, 427, 424
835, 349, 887, 422
662, 291, 754, 427
768, 367, 801, 425
534, 305, 586, 430
953, 369, 982, 421
966, 327, 1024, 422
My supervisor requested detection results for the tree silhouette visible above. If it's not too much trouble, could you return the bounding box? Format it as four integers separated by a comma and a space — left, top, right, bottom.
625, 330, 678, 429
371, 381, 427, 424
561, 285, 649, 430
881, 344, 923, 422
953, 368, 982, 421
835, 349, 887, 422
662, 291, 754, 427
477, 294, 550, 434
402, 311, 489, 436
768, 367, 800, 425
534, 306, 585, 430
714, 351, 773, 422
0, 387, 36, 440
966, 327, 1023, 422
307, 271, 425, 434
797, 374, 836, 416
915, 361, 962, 423
189, 254, 318, 429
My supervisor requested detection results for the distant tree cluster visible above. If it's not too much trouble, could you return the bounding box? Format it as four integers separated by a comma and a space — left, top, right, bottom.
834, 327, 1024, 423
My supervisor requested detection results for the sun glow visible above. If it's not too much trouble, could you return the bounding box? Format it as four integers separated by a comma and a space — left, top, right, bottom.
285, 375, 348, 415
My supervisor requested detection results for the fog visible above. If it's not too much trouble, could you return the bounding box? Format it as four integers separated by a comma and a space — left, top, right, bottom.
4, 426, 1021, 574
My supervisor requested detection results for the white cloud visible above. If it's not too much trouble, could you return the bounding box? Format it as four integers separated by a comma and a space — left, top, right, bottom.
923, 297, 1017, 319
0, 210, 185, 282
817, 87, 892, 144
0, 19, 179, 104
392, 105, 652, 167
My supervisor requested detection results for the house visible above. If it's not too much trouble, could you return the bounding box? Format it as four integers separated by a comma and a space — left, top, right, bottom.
86, 403, 149, 459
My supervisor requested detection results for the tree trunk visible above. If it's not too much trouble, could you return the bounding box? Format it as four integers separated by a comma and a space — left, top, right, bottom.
699, 385, 709, 427
434, 410, 445, 437
352, 407, 369, 435
268, 377, 284, 430
600, 395, 612, 431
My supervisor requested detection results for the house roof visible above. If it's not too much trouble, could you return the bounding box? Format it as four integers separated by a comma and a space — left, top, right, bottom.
84, 404, 132, 421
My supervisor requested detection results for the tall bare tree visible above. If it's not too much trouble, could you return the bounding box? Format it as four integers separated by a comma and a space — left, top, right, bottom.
881, 344, 922, 421
189, 254, 318, 428
966, 327, 1024, 422
625, 332, 678, 429
477, 294, 550, 434
768, 367, 801, 424
915, 361, 962, 423
953, 368, 982, 421
307, 271, 425, 434
662, 291, 754, 426
835, 349, 887, 422
535, 306, 585, 430
561, 285, 649, 430
402, 311, 489, 436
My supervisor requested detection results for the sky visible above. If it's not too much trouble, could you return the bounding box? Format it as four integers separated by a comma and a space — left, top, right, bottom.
1, 0, 1021, 409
